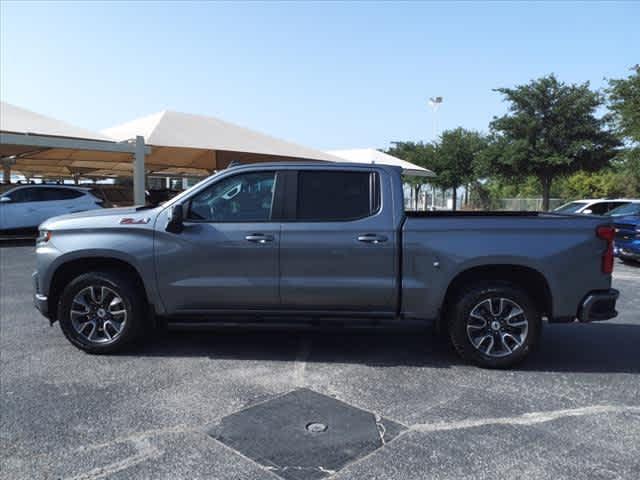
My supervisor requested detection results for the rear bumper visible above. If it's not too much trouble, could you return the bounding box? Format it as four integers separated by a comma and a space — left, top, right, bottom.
577, 289, 619, 322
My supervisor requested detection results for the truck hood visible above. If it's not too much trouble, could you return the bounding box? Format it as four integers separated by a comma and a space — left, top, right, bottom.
40, 205, 160, 230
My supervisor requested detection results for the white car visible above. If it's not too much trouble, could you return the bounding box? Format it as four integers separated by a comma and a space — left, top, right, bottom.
0, 185, 104, 233
554, 198, 636, 215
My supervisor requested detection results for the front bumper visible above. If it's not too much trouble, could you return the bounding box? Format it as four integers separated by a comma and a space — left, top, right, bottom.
32, 271, 49, 319
577, 289, 619, 322
615, 246, 640, 261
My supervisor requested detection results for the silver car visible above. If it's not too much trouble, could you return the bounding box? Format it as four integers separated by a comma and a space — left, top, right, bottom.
0, 184, 103, 233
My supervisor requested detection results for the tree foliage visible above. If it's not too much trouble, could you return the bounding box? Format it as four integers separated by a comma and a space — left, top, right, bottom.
432, 128, 487, 210
607, 65, 640, 197
485, 74, 619, 210
387, 129, 486, 211
607, 65, 640, 143
386, 141, 438, 209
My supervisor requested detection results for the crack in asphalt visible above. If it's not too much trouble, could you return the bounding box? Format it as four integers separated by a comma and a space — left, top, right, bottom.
264, 464, 337, 475
292, 338, 312, 387
57, 403, 639, 479
64, 437, 163, 480
409, 404, 640, 433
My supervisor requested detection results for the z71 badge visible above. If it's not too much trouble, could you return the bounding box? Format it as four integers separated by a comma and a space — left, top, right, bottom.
119, 217, 151, 225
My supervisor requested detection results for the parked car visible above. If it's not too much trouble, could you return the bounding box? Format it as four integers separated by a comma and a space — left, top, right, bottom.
33, 163, 619, 368
0, 184, 104, 234
607, 201, 640, 217
554, 198, 634, 215
89, 185, 135, 208
610, 202, 640, 263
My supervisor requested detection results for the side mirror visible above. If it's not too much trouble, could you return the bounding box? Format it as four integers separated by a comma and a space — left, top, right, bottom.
582, 209, 593, 215
0, 196, 11, 203
166, 203, 184, 233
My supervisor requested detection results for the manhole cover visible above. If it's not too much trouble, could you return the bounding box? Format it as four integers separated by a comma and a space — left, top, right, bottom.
209, 388, 405, 480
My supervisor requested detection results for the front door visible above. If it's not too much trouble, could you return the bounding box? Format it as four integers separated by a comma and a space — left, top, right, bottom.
155, 170, 281, 314
279, 169, 398, 314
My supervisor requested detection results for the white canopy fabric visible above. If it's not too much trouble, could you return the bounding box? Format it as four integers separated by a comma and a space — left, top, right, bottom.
1, 101, 110, 141
326, 148, 435, 177
103, 110, 341, 163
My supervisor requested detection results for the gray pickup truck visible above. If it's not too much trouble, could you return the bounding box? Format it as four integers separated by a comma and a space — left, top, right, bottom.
33, 163, 619, 368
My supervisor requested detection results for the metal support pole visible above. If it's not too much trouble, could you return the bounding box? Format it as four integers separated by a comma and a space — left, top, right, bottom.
2, 162, 10, 184
133, 136, 146, 205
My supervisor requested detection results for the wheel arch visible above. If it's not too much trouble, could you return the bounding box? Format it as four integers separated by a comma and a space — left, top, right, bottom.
48, 256, 150, 322
438, 264, 552, 333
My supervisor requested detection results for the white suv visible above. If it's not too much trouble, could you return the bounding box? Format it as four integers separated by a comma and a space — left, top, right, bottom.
554, 199, 634, 215
0, 185, 104, 233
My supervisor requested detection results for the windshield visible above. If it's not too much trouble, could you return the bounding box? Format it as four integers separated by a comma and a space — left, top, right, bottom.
607, 202, 640, 217
554, 201, 588, 213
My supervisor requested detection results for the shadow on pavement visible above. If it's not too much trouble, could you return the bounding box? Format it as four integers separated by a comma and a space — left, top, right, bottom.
133, 321, 640, 374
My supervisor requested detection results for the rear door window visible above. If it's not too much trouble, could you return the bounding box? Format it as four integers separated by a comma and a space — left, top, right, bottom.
38, 188, 84, 201
296, 171, 378, 221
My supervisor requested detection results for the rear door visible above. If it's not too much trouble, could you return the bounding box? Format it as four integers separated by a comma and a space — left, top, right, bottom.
279, 168, 398, 314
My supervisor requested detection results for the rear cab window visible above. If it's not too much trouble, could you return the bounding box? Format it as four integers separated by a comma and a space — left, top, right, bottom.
295, 170, 380, 221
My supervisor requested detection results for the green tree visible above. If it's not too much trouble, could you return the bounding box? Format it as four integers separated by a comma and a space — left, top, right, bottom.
432, 128, 487, 210
607, 65, 640, 197
608, 65, 640, 142
558, 170, 626, 200
486, 74, 619, 210
386, 141, 438, 209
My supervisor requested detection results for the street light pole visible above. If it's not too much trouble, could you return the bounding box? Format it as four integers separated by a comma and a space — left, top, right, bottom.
428, 96, 443, 210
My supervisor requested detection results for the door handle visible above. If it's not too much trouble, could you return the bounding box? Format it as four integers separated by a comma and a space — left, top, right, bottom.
245, 233, 274, 244
357, 234, 388, 244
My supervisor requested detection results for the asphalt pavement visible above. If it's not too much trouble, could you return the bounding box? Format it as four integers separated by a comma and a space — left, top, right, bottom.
1, 243, 639, 480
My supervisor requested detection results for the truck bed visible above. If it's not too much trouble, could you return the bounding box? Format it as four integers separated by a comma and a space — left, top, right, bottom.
407, 210, 550, 218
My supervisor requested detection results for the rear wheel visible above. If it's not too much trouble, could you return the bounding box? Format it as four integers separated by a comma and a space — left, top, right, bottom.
58, 270, 145, 353
448, 283, 541, 368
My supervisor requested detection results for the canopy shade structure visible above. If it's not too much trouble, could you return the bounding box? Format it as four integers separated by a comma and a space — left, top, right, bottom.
102, 110, 342, 173
326, 148, 435, 177
1, 101, 149, 202
0, 101, 146, 178
0, 101, 112, 142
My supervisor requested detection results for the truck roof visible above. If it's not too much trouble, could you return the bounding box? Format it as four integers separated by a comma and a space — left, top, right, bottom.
225, 161, 403, 173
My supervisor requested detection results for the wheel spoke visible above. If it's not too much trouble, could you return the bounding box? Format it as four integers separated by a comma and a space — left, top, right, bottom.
467, 323, 485, 330
499, 333, 513, 354
80, 320, 97, 340
503, 332, 522, 349
507, 318, 527, 327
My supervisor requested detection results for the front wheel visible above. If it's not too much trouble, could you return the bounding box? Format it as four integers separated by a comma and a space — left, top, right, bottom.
448, 283, 541, 368
57, 270, 144, 353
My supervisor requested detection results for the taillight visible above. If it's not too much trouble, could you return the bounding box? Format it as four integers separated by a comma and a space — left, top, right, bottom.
596, 225, 615, 274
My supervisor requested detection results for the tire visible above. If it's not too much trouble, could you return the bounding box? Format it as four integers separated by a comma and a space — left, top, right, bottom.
57, 270, 145, 353
448, 282, 541, 369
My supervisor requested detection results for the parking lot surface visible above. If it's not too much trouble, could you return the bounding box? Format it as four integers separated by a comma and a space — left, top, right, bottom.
1, 243, 639, 479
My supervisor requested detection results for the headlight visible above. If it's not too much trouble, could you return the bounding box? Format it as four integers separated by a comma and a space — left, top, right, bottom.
37, 230, 52, 243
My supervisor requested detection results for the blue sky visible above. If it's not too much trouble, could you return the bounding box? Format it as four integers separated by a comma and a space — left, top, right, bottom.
1, 1, 638, 151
